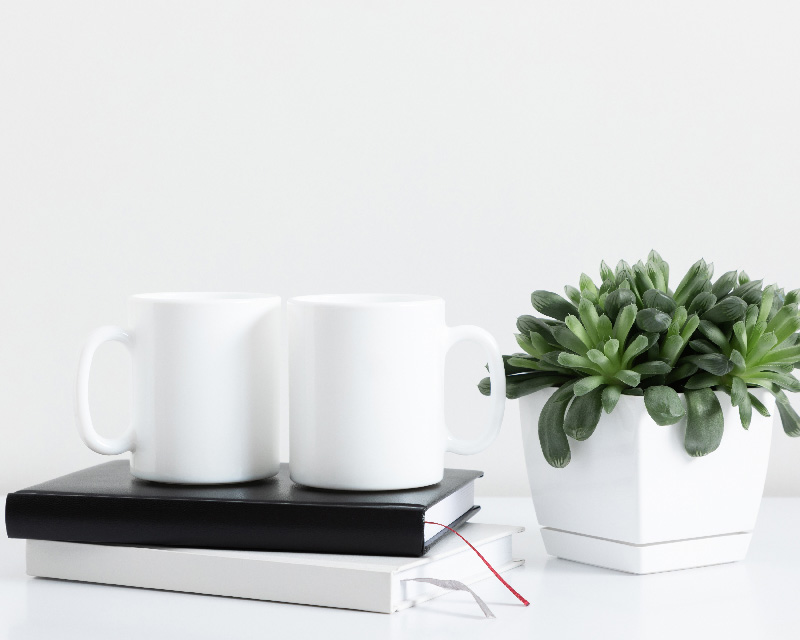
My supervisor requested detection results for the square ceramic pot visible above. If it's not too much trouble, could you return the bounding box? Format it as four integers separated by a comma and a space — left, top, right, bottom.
520, 388, 775, 574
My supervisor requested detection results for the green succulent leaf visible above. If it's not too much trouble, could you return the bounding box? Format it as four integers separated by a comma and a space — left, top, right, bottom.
702, 296, 748, 324
646, 255, 668, 291
644, 386, 686, 425
749, 393, 771, 417
711, 271, 738, 299
603, 338, 620, 362
616, 259, 634, 280
762, 363, 795, 374
730, 279, 763, 305
600, 260, 615, 284
680, 314, 701, 343
517, 315, 558, 345
586, 349, 614, 374
674, 259, 707, 307
538, 382, 577, 467
601, 384, 623, 413
776, 317, 800, 345
666, 361, 699, 384
761, 345, 800, 365
633, 361, 672, 376
737, 390, 753, 429
552, 325, 590, 356
636, 308, 672, 333
596, 315, 613, 342
698, 320, 730, 352
729, 349, 746, 372
613, 369, 641, 387
776, 391, 800, 437
732, 321, 748, 354
743, 371, 800, 393
683, 353, 734, 376
633, 261, 656, 293
507, 356, 546, 371
565, 315, 593, 349
505, 374, 569, 399
642, 289, 677, 314
685, 372, 722, 389
747, 321, 767, 354
599, 280, 614, 298
668, 307, 689, 336
574, 375, 607, 396
578, 298, 601, 344
642, 331, 661, 350
745, 305, 759, 330
660, 334, 684, 364
515, 333, 539, 357
600, 260, 615, 282
564, 285, 582, 306
613, 305, 635, 342
730, 377, 748, 407
689, 339, 717, 354
557, 352, 595, 371
621, 387, 644, 396
749, 332, 779, 364
579, 273, 599, 302
563, 387, 603, 441
538, 351, 582, 373
530, 332, 556, 355
684, 388, 724, 457
500, 354, 539, 375
688, 292, 717, 316
621, 334, 650, 366
604, 288, 637, 321
757, 285, 776, 324
766, 303, 800, 338
531, 290, 579, 321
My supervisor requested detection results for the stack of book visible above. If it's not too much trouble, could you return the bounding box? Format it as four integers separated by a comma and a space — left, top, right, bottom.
5, 461, 524, 613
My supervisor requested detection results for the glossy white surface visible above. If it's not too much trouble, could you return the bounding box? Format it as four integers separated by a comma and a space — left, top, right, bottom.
521, 388, 774, 549
3, 496, 800, 640
288, 294, 505, 490
75, 293, 282, 484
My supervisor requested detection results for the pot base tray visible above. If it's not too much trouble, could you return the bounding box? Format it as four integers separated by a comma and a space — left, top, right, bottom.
541, 527, 753, 574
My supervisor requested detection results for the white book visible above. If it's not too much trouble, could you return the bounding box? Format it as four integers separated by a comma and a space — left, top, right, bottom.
26, 523, 524, 614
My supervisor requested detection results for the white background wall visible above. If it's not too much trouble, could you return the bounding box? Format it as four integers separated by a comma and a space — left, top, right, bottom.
2, 1, 799, 496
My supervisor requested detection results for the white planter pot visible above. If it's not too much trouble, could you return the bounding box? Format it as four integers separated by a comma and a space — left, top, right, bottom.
520, 387, 775, 574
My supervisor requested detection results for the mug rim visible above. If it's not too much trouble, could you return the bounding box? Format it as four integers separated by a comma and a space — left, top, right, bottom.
289, 293, 443, 307
131, 292, 280, 304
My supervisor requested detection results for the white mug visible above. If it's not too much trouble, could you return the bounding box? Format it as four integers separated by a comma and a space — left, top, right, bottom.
75, 293, 281, 484
288, 294, 506, 490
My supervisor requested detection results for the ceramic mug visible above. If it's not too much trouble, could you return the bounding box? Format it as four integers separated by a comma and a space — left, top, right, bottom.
75, 293, 281, 484
288, 294, 506, 490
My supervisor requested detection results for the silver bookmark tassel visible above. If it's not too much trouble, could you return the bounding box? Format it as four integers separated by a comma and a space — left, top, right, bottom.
402, 578, 496, 619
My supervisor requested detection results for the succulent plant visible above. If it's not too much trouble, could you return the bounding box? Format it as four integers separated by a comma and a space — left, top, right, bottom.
479, 251, 800, 467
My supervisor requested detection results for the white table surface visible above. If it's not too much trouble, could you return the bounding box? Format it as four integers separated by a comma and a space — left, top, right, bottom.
2, 496, 799, 640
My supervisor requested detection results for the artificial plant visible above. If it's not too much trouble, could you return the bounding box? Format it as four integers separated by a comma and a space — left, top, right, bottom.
479, 251, 800, 467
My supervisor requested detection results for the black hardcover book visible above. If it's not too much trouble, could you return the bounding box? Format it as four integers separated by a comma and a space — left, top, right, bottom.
5, 462, 482, 557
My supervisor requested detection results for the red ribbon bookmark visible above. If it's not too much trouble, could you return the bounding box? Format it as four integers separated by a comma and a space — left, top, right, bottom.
425, 521, 530, 607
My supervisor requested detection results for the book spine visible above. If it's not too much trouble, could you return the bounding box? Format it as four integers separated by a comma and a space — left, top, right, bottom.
5, 493, 425, 556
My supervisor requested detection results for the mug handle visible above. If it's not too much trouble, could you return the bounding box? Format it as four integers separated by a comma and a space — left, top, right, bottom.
75, 325, 136, 455
444, 325, 506, 455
